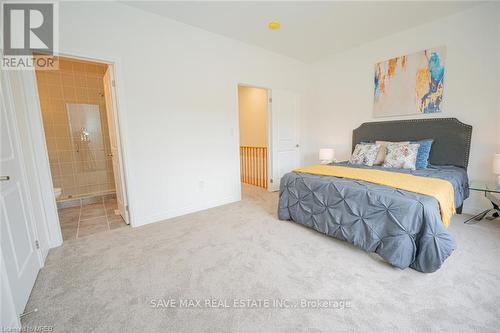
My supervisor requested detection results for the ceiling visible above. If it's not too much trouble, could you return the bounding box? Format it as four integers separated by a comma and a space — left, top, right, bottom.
125, 1, 482, 63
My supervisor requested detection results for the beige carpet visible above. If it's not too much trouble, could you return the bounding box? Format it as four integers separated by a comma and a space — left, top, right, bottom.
22, 185, 500, 332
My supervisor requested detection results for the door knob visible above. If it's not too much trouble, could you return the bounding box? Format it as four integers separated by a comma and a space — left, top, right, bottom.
107, 153, 113, 157
0, 176, 10, 181
295, 144, 300, 148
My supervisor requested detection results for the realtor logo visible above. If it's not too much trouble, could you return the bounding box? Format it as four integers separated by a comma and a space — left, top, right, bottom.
1, 1, 58, 70
3, 2, 54, 55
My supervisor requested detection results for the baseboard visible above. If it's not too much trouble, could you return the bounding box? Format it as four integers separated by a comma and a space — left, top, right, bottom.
132, 194, 241, 228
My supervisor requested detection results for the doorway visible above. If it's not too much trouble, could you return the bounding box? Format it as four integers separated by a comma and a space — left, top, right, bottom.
34, 56, 129, 241
238, 85, 269, 192
237, 85, 301, 194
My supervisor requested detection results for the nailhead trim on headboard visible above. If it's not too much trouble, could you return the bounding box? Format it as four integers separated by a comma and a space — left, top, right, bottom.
352, 118, 473, 169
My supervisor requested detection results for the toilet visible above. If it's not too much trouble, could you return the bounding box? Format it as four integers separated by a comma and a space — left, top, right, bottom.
54, 187, 62, 199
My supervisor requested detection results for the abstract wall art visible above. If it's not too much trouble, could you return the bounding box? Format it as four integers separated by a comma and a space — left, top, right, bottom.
373, 46, 446, 117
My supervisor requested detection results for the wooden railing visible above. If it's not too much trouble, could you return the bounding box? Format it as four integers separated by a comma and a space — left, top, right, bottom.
240, 146, 268, 189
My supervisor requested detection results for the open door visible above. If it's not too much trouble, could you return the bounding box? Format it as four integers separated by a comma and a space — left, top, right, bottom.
1, 70, 41, 315
103, 67, 129, 224
269, 90, 300, 192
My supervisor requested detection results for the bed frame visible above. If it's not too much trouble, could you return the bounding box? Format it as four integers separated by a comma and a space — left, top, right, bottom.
352, 117, 473, 213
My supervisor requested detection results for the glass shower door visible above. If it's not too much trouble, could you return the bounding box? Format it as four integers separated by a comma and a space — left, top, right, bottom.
66, 103, 110, 197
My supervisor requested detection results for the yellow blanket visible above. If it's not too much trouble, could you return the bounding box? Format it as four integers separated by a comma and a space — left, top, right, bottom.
294, 165, 455, 228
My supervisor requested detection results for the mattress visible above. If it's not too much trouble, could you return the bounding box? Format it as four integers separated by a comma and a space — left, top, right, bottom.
277, 163, 469, 273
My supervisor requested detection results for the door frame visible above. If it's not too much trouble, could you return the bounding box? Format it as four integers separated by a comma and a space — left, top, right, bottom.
26, 51, 134, 245
236, 83, 274, 192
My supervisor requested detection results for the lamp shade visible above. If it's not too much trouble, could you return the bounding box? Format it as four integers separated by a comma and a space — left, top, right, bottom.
319, 148, 335, 162
493, 154, 500, 174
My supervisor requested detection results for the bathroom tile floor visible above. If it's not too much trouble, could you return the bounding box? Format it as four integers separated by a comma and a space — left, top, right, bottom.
58, 197, 128, 241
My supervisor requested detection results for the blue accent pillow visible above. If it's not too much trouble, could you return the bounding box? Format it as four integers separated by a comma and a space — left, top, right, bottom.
411, 139, 434, 169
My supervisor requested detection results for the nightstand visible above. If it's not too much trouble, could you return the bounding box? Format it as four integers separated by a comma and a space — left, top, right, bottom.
464, 181, 500, 224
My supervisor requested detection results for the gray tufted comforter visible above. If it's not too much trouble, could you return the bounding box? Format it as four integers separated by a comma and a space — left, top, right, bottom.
278, 164, 468, 273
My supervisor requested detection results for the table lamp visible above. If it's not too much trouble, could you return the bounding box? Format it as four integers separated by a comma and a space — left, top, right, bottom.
319, 148, 335, 165
494, 153, 500, 187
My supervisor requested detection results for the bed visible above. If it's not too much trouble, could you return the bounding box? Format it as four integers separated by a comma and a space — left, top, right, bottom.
278, 118, 472, 273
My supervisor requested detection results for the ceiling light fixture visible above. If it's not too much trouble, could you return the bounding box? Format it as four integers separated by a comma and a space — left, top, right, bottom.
268, 21, 281, 30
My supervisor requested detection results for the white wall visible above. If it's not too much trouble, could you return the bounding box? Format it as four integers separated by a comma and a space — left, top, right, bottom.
303, 3, 500, 213
56, 2, 307, 226
238, 86, 268, 147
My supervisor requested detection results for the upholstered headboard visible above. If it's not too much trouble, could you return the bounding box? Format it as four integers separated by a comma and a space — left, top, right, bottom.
352, 118, 473, 169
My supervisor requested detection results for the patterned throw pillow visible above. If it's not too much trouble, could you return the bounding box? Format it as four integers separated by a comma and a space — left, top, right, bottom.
383, 143, 420, 170
349, 143, 381, 166
374, 141, 409, 165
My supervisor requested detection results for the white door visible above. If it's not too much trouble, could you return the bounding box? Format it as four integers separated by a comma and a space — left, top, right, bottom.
1, 250, 21, 329
103, 67, 129, 224
269, 90, 300, 192
0, 73, 41, 314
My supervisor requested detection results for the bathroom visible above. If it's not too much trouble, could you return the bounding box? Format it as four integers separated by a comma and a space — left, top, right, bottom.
35, 56, 128, 240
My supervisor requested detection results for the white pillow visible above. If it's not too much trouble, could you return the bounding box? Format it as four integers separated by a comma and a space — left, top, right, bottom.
349, 143, 380, 166
383, 143, 420, 170
374, 141, 409, 165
